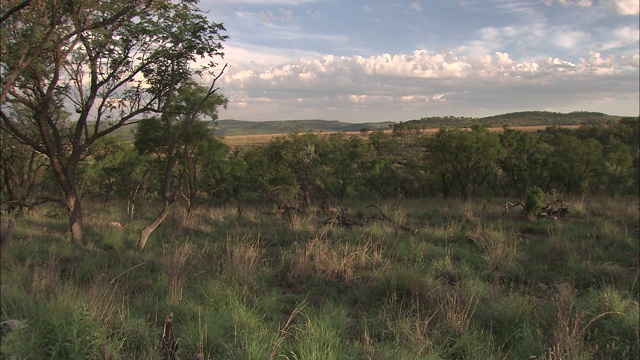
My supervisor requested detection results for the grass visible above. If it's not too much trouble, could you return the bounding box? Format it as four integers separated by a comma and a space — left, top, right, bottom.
1, 196, 638, 359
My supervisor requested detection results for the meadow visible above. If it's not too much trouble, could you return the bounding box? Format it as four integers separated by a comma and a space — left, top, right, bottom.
1, 196, 638, 359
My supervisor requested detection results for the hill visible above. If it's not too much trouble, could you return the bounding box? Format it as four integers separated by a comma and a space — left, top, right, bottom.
212, 119, 395, 136
107, 111, 630, 140
398, 111, 624, 131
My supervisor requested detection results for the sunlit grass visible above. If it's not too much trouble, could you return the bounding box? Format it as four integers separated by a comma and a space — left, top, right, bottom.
1, 196, 638, 359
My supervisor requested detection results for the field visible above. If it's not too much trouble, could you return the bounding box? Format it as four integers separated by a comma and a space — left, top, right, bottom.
1, 196, 638, 359
220, 125, 583, 148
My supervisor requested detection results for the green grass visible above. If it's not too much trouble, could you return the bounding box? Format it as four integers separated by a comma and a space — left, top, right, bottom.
1, 196, 638, 359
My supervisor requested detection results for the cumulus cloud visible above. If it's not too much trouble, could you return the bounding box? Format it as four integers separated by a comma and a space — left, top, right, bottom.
217, 48, 639, 121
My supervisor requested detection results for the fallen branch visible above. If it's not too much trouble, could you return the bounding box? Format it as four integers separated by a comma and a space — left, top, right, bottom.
366, 205, 419, 234
321, 209, 363, 228
502, 201, 525, 217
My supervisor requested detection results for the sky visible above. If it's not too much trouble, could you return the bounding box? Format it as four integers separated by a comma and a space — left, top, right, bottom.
198, 0, 639, 123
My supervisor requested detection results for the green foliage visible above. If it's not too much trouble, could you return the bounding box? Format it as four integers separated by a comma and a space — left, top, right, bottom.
542, 131, 604, 195
1, 0, 229, 243
427, 127, 502, 200
524, 186, 546, 216
399, 111, 620, 131
499, 128, 551, 198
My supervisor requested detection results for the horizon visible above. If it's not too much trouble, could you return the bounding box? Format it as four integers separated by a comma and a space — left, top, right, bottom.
217, 109, 637, 124
201, 0, 639, 123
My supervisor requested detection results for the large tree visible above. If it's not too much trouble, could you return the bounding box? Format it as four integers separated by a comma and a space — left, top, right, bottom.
0, 0, 227, 244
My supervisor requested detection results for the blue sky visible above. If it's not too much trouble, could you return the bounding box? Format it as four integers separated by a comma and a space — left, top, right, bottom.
199, 0, 639, 122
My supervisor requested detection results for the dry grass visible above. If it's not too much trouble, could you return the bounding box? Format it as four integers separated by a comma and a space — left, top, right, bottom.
469, 224, 520, 270
443, 285, 478, 335
164, 242, 196, 306
220, 233, 266, 288
221, 125, 584, 149
543, 283, 587, 359
286, 229, 385, 286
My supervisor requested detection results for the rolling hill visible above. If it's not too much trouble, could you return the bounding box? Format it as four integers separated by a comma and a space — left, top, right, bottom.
212, 119, 395, 136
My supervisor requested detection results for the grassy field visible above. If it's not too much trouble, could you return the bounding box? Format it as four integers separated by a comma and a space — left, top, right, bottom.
1, 196, 638, 359
220, 125, 583, 149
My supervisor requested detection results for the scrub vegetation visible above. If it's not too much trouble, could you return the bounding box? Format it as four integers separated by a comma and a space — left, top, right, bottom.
2, 118, 639, 359
1, 1, 638, 358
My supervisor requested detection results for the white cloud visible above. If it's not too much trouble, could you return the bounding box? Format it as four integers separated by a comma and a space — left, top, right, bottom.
545, 0, 639, 14
217, 49, 639, 121
552, 30, 590, 49
544, 0, 593, 7
607, 0, 640, 15
409, 2, 422, 12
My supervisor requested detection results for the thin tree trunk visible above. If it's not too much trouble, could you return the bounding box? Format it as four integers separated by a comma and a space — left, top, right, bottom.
138, 199, 171, 251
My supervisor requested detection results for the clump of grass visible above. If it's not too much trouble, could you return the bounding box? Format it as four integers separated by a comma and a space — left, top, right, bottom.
471, 224, 520, 270
163, 241, 197, 306
285, 229, 384, 286
543, 283, 592, 360
443, 284, 478, 336
475, 285, 540, 356
581, 286, 639, 358
219, 232, 266, 289
289, 302, 350, 360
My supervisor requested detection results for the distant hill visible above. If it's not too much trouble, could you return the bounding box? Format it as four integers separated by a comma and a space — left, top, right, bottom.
108, 111, 631, 140
400, 111, 625, 130
212, 119, 395, 136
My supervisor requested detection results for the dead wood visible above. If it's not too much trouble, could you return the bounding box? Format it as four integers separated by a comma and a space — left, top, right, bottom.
540, 199, 570, 219
502, 201, 525, 216
160, 312, 179, 360
1, 214, 16, 253
366, 205, 419, 234
321, 209, 364, 228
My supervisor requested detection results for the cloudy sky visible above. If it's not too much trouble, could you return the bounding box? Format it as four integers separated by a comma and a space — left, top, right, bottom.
199, 0, 639, 123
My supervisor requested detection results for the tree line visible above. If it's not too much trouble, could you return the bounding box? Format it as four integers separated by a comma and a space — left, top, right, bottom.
3, 116, 638, 224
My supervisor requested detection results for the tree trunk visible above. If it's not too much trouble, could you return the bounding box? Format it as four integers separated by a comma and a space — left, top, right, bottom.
138, 200, 171, 251
67, 192, 85, 245
1, 214, 16, 253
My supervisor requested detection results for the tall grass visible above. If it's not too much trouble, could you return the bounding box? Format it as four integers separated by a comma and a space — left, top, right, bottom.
1, 196, 638, 359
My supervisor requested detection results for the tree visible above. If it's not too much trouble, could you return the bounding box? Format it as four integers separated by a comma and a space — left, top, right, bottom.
498, 127, 551, 199
136, 80, 227, 251
243, 136, 299, 210
322, 134, 373, 203
82, 136, 148, 210
0, 126, 51, 212
542, 132, 603, 196
136, 116, 229, 219
1, 0, 227, 244
426, 127, 502, 200
0, 0, 144, 104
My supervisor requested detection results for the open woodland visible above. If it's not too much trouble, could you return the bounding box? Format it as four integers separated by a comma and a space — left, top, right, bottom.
1, 1, 638, 358
1, 116, 639, 359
